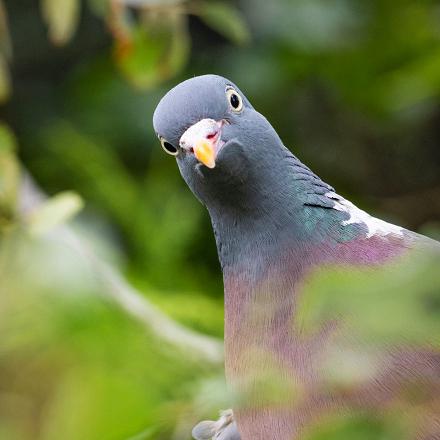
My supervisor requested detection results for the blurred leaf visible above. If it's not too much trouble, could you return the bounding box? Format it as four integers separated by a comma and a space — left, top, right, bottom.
304, 412, 408, 440
87, 0, 110, 18
194, 1, 250, 45
148, 290, 223, 338
108, 0, 132, 46
296, 246, 440, 348
125, 427, 158, 440
0, 54, 10, 102
0, 121, 16, 153
41, 0, 81, 45
0, 124, 19, 224
27, 191, 84, 236
112, 7, 190, 89
379, 48, 440, 112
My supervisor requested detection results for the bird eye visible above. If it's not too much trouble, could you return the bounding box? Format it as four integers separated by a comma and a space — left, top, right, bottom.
160, 137, 178, 156
226, 87, 243, 112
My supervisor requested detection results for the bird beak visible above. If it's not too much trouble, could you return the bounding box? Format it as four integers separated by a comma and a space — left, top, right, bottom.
179, 119, 225, 169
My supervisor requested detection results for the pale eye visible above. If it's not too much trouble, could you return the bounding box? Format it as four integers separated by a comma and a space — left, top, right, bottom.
226, 88, 243, 112
160, 137, 178, 156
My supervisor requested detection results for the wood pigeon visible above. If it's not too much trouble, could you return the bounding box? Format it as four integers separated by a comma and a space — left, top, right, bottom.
153, 75, 440, 440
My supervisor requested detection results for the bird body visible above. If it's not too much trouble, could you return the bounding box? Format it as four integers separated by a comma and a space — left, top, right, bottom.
153, 75, 440, 440
213, 170, 439, 440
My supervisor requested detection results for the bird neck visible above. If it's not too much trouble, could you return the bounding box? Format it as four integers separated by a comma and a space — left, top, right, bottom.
210, 196, 317, 386
207, 150, 335, 273
207, 156, 321, 353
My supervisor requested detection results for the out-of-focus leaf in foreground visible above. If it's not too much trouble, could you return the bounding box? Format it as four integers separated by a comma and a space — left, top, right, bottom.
304, 412, 408, 440
297, 245, 440, 348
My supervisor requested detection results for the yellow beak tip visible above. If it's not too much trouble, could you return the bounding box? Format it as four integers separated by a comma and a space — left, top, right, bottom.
194, 139, 216, 169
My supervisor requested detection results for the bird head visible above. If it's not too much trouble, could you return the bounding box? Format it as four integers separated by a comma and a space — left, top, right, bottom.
153, 75, 286, 209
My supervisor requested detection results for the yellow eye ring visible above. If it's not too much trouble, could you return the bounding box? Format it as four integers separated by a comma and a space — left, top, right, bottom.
160, 137, 178, 156
226, 87, 243, 113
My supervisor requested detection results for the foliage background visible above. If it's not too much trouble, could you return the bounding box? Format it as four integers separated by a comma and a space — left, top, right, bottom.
0, 0, 439, 439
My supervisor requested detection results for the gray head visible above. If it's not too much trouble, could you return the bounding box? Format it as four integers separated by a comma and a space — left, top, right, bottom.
153, 75, 290, 212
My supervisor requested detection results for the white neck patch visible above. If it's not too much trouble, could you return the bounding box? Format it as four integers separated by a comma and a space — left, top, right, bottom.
325, 192, 404, 238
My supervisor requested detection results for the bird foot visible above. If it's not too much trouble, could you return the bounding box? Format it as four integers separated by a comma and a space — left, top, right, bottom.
192, 409, 241, 440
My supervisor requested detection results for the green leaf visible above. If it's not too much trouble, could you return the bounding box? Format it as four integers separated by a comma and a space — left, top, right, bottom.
379, 48, 440, 112
27, 191, 84, 236
87, 0, 110, 18
304, 412, 407, 440
194, 1, 250, 45
113, 9, 190, 89
0, 54, 10, 102
0, 124, 19, 222
41, 0, 81, 46
0, 121, 15, 153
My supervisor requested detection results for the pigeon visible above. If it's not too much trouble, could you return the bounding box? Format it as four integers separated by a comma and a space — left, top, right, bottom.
153, 75, 440, 440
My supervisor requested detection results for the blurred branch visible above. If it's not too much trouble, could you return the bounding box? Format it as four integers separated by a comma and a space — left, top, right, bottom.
18, 171, 224, 364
